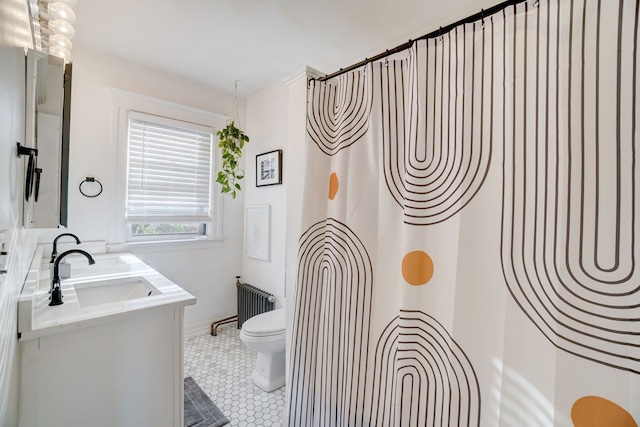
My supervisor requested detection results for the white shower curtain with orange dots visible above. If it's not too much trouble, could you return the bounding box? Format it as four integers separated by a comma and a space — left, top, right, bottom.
287, 1, 639, 426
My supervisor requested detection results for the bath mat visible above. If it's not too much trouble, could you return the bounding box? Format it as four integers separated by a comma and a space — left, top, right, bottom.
184, 376, 230, 427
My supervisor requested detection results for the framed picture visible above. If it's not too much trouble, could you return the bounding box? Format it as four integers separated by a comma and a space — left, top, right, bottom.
245, 204, 270, 261
256, 149, 282, 187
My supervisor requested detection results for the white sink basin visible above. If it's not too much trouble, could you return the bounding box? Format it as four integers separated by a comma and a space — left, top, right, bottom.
74, 276, 160, 307
72, 257, 124, 267
41, 255, 128, 275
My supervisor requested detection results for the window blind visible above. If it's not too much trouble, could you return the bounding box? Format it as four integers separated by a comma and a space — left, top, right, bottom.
126, 112, 213, 223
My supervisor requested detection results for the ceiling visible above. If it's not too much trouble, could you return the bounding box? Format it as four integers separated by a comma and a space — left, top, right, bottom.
72, 0, 496, 98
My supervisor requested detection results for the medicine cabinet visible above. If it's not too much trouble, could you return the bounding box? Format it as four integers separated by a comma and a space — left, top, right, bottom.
22, 49, 71, 228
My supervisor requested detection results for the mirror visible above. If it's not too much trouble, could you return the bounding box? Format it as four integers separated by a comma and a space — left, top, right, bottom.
23, 49, 71, 228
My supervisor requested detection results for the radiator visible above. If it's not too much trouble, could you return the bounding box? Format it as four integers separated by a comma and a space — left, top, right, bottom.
237, 280, 275, 328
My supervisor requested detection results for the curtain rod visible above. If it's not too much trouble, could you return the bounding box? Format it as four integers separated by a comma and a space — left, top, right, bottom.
317, 0, 531, 82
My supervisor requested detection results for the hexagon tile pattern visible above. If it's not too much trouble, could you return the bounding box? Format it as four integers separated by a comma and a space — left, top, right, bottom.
184, 323, 286, 427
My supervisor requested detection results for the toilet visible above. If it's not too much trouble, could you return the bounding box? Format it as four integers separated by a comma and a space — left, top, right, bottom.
239, 308, 286, 392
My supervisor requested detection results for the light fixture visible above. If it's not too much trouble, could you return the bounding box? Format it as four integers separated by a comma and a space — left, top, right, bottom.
47, 19, 75, 39
46, 2, 76, 24
39, 0, 77, 7
49, 45, 71, 62
48, 33, 72, 51
30, 0, 78, 62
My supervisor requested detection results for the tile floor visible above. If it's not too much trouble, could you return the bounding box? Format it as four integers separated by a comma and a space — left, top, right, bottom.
184, 322, 286, 427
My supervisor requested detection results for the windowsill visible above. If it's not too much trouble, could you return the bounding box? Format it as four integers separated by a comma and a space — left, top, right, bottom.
107, 237, 224, 254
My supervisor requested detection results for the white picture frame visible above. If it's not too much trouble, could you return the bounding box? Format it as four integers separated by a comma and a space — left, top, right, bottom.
245, 204, 270, 261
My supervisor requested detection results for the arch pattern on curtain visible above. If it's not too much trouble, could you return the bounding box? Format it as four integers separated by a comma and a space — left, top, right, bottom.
307, 71, 373, 155
290, 1, 640, 425
377, 26, 493, 225
289, 219, 373, 427
368, 310, 481, 426
500, 0, 640, 375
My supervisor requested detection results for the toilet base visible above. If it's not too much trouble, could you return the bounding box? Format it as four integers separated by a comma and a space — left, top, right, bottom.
251, 351, 285, 392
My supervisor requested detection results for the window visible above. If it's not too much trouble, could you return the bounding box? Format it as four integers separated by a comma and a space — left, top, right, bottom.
108, 89, 226, 249
125, 112, 214, 240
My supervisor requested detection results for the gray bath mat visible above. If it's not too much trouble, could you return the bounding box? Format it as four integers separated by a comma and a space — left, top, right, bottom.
184, 376, 230, 427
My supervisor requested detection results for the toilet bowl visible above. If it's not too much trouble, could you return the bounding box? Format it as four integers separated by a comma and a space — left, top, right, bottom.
239, 308, 286, 392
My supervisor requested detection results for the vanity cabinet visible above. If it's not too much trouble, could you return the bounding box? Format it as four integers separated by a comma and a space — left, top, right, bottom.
19, 307, 185, 427
18, 248, 196, 427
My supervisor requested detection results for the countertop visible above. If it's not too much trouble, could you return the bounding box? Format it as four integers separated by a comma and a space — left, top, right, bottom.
18, 245, 196, 340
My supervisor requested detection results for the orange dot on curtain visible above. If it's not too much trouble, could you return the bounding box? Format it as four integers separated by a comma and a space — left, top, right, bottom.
402, 251, 434, 286
329, 173, 339, 200
572, 396, 637, 427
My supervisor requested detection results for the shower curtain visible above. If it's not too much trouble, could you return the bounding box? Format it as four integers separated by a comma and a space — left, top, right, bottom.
288, 1, 639, 426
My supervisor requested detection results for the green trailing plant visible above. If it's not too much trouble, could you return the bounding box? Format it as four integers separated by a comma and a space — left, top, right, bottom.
216, 121, 250, 199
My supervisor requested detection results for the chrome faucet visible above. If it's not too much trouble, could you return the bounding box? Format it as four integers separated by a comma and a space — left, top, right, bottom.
50, 233, 81, 263
49, 249, 95, 306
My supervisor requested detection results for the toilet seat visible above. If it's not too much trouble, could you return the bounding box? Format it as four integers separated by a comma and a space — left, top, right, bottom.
241, 309, 285, 337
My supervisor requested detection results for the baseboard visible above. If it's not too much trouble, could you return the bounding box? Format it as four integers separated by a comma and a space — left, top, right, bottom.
183, 320, 213, 337
184, 317, 239, 337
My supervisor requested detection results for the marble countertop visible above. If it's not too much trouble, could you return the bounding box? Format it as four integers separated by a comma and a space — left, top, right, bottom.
18, 246, 196, 340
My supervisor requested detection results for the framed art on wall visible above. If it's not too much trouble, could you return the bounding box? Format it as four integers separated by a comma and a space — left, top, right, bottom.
256, 149, 282, 187
245, 204, 270, 261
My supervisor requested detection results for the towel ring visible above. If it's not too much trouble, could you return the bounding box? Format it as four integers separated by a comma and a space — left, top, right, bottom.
79, 177, 103, 198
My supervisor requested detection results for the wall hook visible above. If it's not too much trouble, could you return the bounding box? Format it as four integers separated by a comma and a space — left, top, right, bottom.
16, 142, 37, 158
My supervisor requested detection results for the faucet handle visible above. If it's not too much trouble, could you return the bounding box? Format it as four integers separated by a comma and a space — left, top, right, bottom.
49, 286, 63, 306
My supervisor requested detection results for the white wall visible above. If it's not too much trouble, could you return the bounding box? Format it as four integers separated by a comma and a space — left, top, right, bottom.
242, 82, 290, 306
244, 68, 323, 400
242, 67, 321, 307
0, 0, 31, 48
0, 3, 37, 424
52, 46, 249, 333
282, 68, 322, 376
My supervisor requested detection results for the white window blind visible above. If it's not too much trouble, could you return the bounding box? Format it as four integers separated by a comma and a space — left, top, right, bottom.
126, 112, 213, 223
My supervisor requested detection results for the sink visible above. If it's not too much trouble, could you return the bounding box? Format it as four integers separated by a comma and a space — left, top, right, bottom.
72, 257, 124, 267
74, 276, 160, 307
41, 254, 128, 275
65, 255, 126, 267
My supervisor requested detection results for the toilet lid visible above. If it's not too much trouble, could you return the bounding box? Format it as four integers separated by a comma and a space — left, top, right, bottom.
242, 308, 285, 337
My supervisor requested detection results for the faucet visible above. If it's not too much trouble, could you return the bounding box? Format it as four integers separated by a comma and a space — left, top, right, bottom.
49, 249, 95, 306
50, 233, 81, 263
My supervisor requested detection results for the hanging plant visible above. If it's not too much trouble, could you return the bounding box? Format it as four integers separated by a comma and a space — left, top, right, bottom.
216, 121, 250, 199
